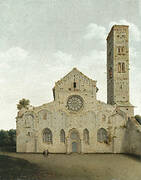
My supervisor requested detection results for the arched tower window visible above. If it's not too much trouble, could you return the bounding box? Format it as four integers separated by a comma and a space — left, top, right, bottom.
117, 47, 120, 53
97, 128, 108, 143
60, 129, 65, 143
83, 128, 89, 144
43, 128, 52, 143
118, 62, 121, 73
122, 63, 125, 73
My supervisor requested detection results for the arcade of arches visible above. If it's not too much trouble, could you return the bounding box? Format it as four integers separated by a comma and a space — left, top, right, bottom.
42, 128, 108, 153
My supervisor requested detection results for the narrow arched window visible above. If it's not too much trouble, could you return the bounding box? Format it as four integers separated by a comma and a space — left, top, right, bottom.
122, 63, 125, 73
60, 129, 65, 143
43, 128, 52, 143
97, 128, 108, 143
118, 63, 121, 73
73, 82, 76, 88
83, 129, 89, 144
117, 47, 120, 53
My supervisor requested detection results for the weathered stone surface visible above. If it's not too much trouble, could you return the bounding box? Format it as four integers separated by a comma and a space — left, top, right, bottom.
16, 25, 141, 155
107, 25, 134, 116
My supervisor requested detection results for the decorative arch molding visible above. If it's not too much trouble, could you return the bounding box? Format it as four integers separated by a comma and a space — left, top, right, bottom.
97, 128, 108, 143
60, 129, 65, 143
38, 109, 52, 121
42, 128, 53, 144
23, 112, 35, 128
83, 128, 89, 144
68, 128, 80, 139
67, 128, 81, 153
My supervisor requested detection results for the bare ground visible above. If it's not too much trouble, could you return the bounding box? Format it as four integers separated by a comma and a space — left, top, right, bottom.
0, 152, 141, 180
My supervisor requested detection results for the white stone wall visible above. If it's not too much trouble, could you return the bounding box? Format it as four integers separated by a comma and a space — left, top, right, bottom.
16, 25, 139, 155
16, 101, 128, 153
16, 69, 128, 154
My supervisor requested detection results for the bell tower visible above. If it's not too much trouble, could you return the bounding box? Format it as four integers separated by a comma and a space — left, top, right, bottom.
107, 25, 134, 117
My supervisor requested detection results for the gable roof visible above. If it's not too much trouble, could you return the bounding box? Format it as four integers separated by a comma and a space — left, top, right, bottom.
55, 67, 96, 86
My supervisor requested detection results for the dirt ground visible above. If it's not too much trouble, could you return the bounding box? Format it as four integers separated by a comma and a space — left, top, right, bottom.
0, 152, 141, 180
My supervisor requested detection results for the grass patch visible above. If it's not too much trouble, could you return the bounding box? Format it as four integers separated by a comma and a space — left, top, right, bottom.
0, 155, 40, 180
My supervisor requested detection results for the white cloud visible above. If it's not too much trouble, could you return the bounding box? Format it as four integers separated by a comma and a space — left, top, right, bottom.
109, 20, 141, 42
139, 0, 141, 16
0, 47, 29, 74
0, 47, 28, 62
78, 50, 106, 101
83, 23, 106, 42
0, 62, 10, 69
53, 50, 75, 67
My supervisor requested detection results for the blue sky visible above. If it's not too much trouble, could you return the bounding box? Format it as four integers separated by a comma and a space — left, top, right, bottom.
0, 0, 141, 129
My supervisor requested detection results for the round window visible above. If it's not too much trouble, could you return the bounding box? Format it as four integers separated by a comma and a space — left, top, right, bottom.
67, 95, 83, 111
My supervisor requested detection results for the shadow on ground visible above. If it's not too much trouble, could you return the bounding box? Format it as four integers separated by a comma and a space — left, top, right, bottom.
0, 155, 40, 180
0, 153, 141, 180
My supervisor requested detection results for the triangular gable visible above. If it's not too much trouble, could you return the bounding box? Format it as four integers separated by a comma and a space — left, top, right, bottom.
55, 67, 96, 86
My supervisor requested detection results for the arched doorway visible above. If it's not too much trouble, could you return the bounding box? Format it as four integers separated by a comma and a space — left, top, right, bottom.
67, 129, 81, 153
72, 142, 77, 152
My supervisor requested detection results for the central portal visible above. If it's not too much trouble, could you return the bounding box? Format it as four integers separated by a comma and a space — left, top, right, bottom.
72, 142, 78, 152
67, 129, 81, 153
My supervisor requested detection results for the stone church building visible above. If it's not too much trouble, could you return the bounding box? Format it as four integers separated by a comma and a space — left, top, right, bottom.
16, 25, 139, 154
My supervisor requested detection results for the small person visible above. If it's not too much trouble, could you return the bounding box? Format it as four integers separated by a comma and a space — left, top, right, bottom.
43, 149, 49, 156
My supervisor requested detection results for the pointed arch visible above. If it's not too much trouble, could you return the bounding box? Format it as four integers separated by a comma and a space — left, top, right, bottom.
97, 128, 108, 143
83, 128, 89, 144
43, 128, 52, 143
60, 129, 65, 143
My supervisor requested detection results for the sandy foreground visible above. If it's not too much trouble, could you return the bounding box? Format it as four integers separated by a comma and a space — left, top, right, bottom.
0, 152, 141, 180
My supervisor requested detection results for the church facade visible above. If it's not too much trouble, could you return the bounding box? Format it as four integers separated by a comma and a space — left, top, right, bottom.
16, 25, 135, 154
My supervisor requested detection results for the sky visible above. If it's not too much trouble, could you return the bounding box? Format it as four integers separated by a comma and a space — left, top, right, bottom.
0, 0, 141, 130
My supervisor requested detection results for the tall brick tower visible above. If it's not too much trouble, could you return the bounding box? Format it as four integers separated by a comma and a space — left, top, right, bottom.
107, 25, 134, 117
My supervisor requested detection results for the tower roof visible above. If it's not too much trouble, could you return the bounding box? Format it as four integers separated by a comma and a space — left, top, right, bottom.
106, 25, 129, 40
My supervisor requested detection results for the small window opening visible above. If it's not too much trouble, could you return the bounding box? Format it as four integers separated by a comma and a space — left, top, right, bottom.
74, 82, 76, 88
122, 63, 125, 73
118, 63, 121, 73
118, 47, 120, 53
109, 67, 112, 78
28, 132, 30, 136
